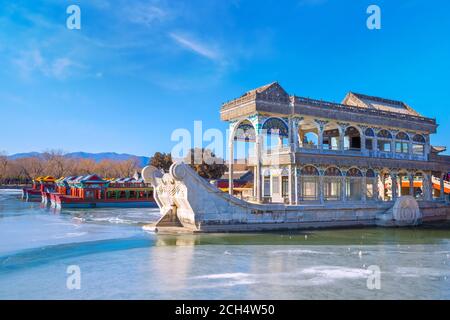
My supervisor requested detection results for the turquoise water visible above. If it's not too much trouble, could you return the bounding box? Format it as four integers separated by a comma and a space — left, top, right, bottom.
0, 189, 449, 299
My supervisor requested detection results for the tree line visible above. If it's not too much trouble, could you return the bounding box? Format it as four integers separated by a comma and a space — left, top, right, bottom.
0, 151, 141, 185
0, 148, 228, 186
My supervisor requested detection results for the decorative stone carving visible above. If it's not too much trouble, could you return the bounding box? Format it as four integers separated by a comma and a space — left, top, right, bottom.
392, 196, 422, 225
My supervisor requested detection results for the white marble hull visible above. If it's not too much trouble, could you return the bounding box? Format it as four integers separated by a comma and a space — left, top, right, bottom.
143, 163, 449, 233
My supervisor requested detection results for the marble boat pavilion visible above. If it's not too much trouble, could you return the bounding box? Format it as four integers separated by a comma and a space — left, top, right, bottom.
223, 82, 450, 205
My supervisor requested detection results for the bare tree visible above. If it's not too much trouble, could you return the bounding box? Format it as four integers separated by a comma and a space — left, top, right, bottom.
15, 157, 45, 181
116, 158, 140, 178
0, 152, 8, 183
42, 149, 67, 177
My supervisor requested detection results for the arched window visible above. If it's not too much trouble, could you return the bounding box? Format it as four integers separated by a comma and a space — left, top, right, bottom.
234, 120, 256, 142
412, 134, 425, 156
365, 128, 375, 137
377, 130, 392, 139
365, 169, 376, 200
365, 128, 375, 150
262, 118, 289, 149
262, 118, 288, 136
323, 123, 340, 150
377, 129, 392, 152
304, 132, 318, 148
396, 132, 409, 140
413, 134, 425, 143
298, 119, 319, 149
324, 167, 342, 201
346, 168, 363, 201
344, 126, 361, 150
395, 132, 409, 154
299, 165, 319, 201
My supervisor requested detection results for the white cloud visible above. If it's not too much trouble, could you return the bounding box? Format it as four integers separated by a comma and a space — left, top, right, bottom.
169, 32, 220, 61
125, 3, 168, 26
51, 58, 74, 78
13, 49, 79, 80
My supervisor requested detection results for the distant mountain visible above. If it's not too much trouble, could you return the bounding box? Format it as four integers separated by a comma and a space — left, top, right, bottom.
8, 152, 42, 159
8, 152, 150, 167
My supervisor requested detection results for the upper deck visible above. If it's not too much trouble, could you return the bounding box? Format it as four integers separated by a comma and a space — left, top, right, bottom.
221, 82, 437, 134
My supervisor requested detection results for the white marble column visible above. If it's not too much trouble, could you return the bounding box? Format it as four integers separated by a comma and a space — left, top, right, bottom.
362, 174, 367, 202
341, 175, 346, 202
294, 167, 299, 205
288, 165, 294, 205
373, 136, 378, 157
228, 138, 234, 195
374, 171, 380, 201
408, 136, 413, 160
339, 127, 345, 152
255, 133, 262, 202
425, 135, 430, 160
380, 173, 386, 201
409, 173, 415, 197
360, 126, 367, 155
440, 172, 445, 201
391, 172, 398, 200
423, 173, 432, 201
253, 166, 257, 199
319, 173, 324, 204
391, 131, 398, 158
315, 120, 327, 152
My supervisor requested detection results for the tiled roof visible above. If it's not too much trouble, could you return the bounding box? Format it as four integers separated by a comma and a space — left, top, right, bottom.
342, 92, 420, 116
242, 82, 278, 96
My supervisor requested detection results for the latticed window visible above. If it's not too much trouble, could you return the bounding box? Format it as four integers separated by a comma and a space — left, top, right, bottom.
377, 129, 392, 152
346, 168, 363, 201
299, 165, 319, 201
395, 132, 409, 153
324, 167, 342, 201
396, 142, 408, 153
412, 134, 425, 155
281, 176, 289, 198
378, 140, 391, 152
263, 176, 271, 197
365, 169, 376, 200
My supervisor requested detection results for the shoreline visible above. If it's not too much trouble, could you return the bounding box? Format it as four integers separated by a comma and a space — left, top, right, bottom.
0, 185, 29, 190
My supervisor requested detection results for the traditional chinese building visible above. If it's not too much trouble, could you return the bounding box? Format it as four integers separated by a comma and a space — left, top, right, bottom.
222, 82, 450, 205
145, 82, 450, 233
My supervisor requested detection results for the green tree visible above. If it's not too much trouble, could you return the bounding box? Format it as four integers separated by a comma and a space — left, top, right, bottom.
149, 152, 173, 171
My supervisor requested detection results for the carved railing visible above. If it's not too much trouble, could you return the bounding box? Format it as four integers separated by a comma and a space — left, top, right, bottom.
221, 93, 257, 110
294, 96, 436, 125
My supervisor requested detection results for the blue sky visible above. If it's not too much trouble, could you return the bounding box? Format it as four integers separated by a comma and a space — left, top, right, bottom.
0, 0, 449, 156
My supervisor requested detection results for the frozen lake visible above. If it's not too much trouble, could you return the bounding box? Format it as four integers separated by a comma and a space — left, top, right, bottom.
0, 189, 449, 299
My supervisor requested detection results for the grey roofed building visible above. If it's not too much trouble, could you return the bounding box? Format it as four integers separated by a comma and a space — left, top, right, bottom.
222, 82, 450, 204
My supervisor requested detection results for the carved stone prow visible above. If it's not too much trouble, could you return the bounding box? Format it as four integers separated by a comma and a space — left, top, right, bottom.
141, 165, 184, 229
